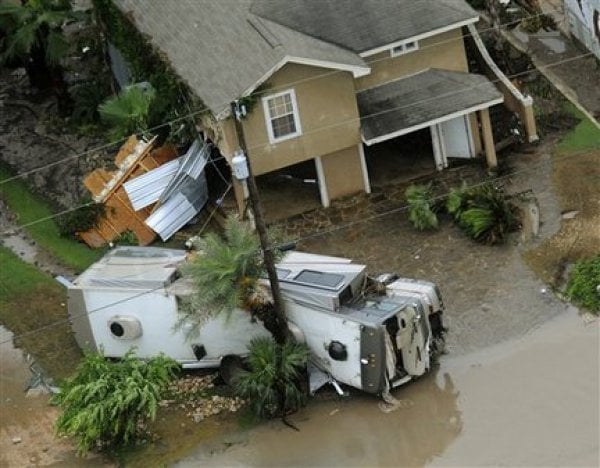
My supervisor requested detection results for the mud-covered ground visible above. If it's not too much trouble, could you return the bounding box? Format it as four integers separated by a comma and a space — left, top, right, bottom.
1, 40, 599, 466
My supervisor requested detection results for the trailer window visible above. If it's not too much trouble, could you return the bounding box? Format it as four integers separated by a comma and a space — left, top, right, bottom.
293, 270, 345, 290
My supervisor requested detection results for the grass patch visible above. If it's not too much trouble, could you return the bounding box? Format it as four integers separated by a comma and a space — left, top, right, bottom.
0, 247, 81, 378
0, 245, 57, 300
0, 164, 103, 272
556, 104, 600, 154
566, 255, 600, 314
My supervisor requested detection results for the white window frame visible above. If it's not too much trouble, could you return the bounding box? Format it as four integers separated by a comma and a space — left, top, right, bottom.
262, 89, 302, 144
390, 40, 419, 57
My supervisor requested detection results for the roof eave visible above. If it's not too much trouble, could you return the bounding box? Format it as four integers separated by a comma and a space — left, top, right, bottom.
359, 16, 480, 58
216, 55, 370, 120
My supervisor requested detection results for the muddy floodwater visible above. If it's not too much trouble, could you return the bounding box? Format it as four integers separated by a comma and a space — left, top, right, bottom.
177, 310, 599, 467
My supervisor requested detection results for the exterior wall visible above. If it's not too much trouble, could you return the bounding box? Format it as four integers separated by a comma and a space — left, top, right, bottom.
218, 63, 361, 176
319, 146, 365, 200
566, 0, 600, 59
355, 29, 469, 91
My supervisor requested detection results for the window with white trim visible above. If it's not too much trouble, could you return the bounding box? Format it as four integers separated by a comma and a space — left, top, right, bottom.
390, 40, 419, 57
262, 89, 302, 143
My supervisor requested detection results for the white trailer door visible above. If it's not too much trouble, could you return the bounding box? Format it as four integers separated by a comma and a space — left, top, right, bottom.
439, 115, 475, 159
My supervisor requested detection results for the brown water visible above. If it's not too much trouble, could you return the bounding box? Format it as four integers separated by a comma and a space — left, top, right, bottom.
177, 309, 599, 467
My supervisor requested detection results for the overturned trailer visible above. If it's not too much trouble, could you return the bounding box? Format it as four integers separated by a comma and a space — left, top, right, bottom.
66, 247, 445, 394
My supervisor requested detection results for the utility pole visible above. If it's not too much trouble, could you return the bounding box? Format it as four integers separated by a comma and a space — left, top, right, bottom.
230, 101, 289, 344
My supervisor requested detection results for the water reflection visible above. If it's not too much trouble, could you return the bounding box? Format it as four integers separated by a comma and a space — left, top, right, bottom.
179, 366, 463, 467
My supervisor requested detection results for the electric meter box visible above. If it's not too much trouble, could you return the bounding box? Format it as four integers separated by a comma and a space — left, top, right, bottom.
232, 151, 249, 180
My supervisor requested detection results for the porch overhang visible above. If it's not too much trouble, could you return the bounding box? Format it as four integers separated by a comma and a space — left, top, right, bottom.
357, 69, 504, 146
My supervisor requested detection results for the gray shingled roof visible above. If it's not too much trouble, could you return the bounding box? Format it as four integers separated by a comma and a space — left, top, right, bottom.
251, 0, 478, 54
357, 69, 503, 144
114, 0, 368, 117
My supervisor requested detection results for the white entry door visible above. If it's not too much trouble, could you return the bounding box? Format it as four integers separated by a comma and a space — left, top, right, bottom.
439, 115, 475, 159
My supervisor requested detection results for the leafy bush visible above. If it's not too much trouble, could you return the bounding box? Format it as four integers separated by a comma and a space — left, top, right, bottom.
98, 83, 156, 139
114, 229, 138, 246
236, 337, 309, 418
405, 184, 439, 231
447, 183, 518, 244
566, 256, 600, 314
58, 197, 105, 238
71, 79, 112, 125
53, 351, 178, 455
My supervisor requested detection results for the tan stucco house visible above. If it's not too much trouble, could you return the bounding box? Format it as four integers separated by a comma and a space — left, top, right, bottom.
114, 0, 534, 212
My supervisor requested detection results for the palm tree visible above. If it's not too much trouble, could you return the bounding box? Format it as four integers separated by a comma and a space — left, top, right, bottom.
179, 215, 283, 338
180, 217, 306, 418
98, 83, 156, 139
0, 0, 83, 92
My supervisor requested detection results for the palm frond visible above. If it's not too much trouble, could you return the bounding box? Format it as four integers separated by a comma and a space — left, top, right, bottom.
236, 337, 308, 418
2, 20, 38, 62
405, 184, 439, 231
98, 85, 156, 138
45, 29, 69, 64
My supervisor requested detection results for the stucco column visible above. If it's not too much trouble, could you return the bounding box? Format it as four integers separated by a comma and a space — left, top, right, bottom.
479, 108, 497, 169
314, 156, 330, 208
358, 144, 371, 194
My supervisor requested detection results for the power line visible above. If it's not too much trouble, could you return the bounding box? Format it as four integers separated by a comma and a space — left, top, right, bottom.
285, 146, 600, 246
0, 144, 598, 349
0, 6, 570, 185
245, 50, 595, 153
1, 47, 596, 237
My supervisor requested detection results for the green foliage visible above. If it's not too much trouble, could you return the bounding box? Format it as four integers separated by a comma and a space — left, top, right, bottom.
58, 196, 105, 237
236, 337, 309, 418
405, 184, 439, 231
0, 246, 58, 302
446, 182, 519, 244
70, 79, 112, 125
98, 84, 156, 139
566, 256, 600, 314
92, 0, 200, 142
52, 350, 178, 455
446, 182, 470, 220
178, 216, 265, 333
0, 0, 83, 64
0, 163, 103, 271
114, 229, 138, 246
557, 104, 600, 154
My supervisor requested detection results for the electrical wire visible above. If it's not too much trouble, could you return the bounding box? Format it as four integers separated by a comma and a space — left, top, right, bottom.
0, 143, 598, 349
1, 47, 597, 237
0, 5, 575, 185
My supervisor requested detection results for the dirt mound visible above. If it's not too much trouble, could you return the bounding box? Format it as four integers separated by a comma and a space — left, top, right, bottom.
0, 70, 113, 209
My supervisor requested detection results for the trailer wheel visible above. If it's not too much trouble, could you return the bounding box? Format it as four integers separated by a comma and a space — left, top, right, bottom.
429, 312, 447, 357
219, 355, 249, 387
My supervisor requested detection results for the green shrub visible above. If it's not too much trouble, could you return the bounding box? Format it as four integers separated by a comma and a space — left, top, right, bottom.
114, 229, 138, 246
566, 256, 600, 314
53, 350, 178, 455
58, 197, 106, 238
405, 184, 439, 231
71, 79, 112, 125
447, 183, 518, 244
236, 337, 309, 418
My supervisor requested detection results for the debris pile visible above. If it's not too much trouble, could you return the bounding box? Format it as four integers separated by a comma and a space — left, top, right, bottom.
160, 375, 246, 423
